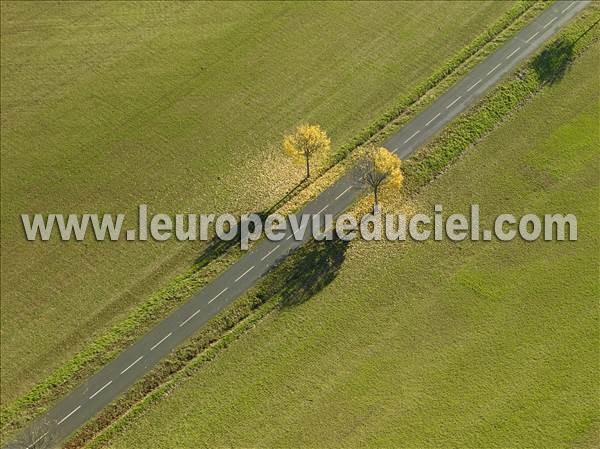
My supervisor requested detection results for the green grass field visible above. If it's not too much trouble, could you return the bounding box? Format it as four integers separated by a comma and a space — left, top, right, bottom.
0, 1, 515, 405
102, 41, 599, 449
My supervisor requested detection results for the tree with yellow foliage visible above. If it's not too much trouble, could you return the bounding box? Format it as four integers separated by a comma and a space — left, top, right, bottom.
283, 124, 331, 179
357, 145, 403, 209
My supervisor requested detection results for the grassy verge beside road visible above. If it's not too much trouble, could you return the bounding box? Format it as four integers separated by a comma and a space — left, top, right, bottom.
83, 9, 599, 449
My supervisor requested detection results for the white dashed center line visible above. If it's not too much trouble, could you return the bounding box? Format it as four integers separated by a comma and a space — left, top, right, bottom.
446, 96, 462, 109
467, 79, 482, 92
234, 266, 254, 282
58, 405, 81, 425
487, 63, 502, 76
335, 186, 352, 200
403, 130, 420, 143
506, 46, 521, 59
289, 224, 308, 241
120, 356, 143, 375
150, 332, 172, 351
425, 112, 441, 127
526, 31, 540, 43
208, 287, 228, 304
179, 308, 202, 327
89, 380, 112, 400
316, 204, 329, 215
260, 244, 281, 261
562, 1, 575, 13
543, 17, 558, 28
26, 432, 48, 449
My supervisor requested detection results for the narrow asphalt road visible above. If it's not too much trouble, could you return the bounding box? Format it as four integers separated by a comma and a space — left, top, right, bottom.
7, 1, 589, 448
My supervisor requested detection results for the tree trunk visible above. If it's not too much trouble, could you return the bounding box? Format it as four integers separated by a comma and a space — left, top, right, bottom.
305, 153, 310, 178
374, 185, 378, 207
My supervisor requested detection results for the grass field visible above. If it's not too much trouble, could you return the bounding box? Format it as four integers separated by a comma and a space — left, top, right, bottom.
102, 41, 599, 449
0, 1, 517, 405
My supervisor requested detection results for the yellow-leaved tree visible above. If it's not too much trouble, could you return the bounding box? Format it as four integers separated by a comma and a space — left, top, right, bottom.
283, 124, 331, 178
357, 145, 403, 209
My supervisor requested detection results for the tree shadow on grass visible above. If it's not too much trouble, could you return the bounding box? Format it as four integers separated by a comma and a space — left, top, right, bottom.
263, 178, 307, 215
532, 38, 575, 84
256, 237, 349, 309
193, 178, 307, 268
193, 211, 269, 268
532, 18, 599, 85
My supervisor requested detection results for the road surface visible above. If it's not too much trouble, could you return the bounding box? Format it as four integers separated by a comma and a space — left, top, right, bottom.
7, 1, 589, 447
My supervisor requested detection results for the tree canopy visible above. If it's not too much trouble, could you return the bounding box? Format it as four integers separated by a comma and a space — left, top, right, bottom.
357, 145, 403, 208
283, 124, 331, 178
